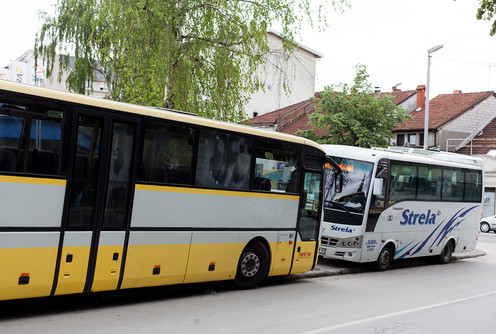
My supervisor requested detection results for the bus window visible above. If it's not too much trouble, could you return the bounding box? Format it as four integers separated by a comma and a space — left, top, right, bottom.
465, 170, 482, 202
417, 166, 442, 201
389, 163, 417, 205
254, 139, 299, 193
324, 157, 373, 214
0, 112, 22, 172
442, 169, 464, 201
299, 171, 321, 241
0, 101, 63, 175
140, 121, 195, 185
67, 115, 103, 229
195, 129, 252, 189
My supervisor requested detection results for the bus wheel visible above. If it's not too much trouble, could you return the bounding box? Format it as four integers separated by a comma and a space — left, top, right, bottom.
375, 245, 394, 271
437, 241, 454, 264
232, 240, 269, 289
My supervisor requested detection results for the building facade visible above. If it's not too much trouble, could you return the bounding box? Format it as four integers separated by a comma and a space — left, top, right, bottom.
244, 30, 322, 119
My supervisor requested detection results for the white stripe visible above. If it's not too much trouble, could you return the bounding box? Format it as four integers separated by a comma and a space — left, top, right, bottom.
300, 290, 496, 334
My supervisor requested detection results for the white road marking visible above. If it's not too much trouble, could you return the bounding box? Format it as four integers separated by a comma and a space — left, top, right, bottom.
300, 290, 496, 333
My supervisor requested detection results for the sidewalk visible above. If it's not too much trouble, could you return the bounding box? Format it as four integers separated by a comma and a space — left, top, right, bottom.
292, 249, 486, 280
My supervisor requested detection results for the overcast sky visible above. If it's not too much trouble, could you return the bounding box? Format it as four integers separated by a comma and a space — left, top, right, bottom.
2, 0, 495, 98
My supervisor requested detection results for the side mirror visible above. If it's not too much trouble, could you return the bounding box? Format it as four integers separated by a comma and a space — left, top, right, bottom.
373, 178, 384, 196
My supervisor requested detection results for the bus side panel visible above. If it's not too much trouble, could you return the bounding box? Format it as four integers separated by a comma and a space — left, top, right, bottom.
0, 232, 59, 301
91, 232, 125, 292
0, 176, 66, 228
120, 231, 191, 289
131, 186, 299, 230
372, 202, 482, 260
0, 177, 65, 300
269, 231, 295, 276
130, 186, 299, 282
184, 232, 244, 283
54, 232, 92, 296
290, 240, 318, 274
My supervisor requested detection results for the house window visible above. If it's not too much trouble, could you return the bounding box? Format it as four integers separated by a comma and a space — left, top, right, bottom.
396, 134, 404, 146
409, 134, 417, 146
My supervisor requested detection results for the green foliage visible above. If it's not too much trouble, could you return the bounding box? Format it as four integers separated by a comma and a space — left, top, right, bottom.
35, 0, 348, 123
298, 64, 412, 148
476, 0, 496, 36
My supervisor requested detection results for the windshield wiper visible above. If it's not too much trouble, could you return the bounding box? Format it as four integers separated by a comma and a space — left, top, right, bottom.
333, 201, 353, 216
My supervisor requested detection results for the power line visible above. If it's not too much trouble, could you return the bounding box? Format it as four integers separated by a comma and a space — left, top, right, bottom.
435, 56, 496, 67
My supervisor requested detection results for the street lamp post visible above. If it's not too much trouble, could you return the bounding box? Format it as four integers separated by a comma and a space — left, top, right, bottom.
424, 44, 444, 150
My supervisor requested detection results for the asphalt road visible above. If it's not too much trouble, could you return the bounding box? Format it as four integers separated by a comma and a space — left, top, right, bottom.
0, 233, 494, 334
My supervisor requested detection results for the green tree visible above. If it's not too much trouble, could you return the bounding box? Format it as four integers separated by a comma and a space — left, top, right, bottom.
298, 64, 411, 147
35, 0, 347, 123
476, 1, 496, 36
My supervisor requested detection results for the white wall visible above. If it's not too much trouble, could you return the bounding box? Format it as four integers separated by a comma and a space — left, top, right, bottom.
244, 33, 319, 118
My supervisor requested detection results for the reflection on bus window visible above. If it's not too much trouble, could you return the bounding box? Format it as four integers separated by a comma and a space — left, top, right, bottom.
442, 169, 464, 201
465, 170, 483, 202
254, 139, 299, 193
417, 166, 442, 201
324, 157, 373, 214
389, 164, 417, 205
0, 101, 63, 175
299, 171, 322, 241
195, 129, 252, 190
139, 120, 194, 185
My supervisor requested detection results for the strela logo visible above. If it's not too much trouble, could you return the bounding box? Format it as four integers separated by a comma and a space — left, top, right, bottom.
330, 225, 354, 233
400, 209, 437, 225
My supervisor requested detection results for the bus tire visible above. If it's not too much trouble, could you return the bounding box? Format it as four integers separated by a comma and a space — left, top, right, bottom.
375, 244, 394, 271
437, 241, 454, 264
232, 240, 269, 289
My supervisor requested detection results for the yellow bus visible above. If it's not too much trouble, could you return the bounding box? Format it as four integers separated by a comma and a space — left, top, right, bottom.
0, 80, 330, 300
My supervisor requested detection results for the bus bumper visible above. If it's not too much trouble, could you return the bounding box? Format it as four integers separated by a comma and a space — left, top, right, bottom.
319, 245, 362, 262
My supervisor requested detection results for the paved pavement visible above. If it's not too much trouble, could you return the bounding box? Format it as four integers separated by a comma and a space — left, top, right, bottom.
291, 249, 486, 280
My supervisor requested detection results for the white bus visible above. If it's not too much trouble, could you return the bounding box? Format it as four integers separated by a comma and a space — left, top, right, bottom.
319, 145, 483, 271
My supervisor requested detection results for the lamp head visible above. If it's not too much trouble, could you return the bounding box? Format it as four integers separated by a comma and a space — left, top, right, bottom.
428, 44, 444, 54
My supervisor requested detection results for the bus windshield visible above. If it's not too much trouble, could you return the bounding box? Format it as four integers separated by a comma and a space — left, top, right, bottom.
324, 156, 374, 215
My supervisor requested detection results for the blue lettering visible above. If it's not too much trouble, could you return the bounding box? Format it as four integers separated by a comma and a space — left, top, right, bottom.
330, 225, 354, 233
400, 209, 437, 226
400, 210, 409, 225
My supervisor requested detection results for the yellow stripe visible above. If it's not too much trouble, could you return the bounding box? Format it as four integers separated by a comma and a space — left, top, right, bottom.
135, 184, 299, 200
0, 175, 66, 186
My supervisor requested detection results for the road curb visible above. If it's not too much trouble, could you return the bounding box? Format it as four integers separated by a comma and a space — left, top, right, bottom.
285, 249, 486, 281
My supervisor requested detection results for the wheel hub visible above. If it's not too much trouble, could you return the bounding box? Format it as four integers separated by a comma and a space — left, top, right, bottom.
241, 251, 260, 277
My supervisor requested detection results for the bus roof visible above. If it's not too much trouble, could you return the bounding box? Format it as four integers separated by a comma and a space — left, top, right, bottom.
0, 80, 322, 151
322, 144, 483, 170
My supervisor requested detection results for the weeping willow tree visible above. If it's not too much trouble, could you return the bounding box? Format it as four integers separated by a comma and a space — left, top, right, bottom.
35, 0, 347, 122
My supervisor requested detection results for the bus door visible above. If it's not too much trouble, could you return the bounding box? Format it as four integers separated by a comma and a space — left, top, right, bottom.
291, 170, 322, 274
54, 112, 138, 295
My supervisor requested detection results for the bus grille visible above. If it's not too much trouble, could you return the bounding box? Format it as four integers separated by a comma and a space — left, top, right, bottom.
321, 237, 339, 246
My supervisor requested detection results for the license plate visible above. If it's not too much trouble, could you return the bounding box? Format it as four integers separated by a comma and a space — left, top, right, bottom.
319, 247, 326, 255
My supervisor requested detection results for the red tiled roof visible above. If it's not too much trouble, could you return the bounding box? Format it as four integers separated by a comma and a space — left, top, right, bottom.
250, 99, 313, 126
456, 118, 496, 155
250, 89, 420, 136
380, 90, 416, 105
395, 91, 495, 131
